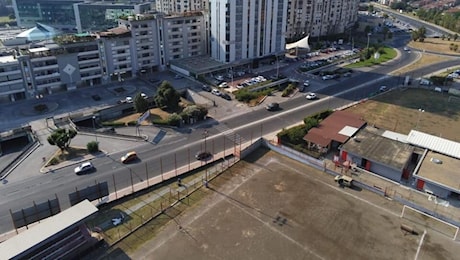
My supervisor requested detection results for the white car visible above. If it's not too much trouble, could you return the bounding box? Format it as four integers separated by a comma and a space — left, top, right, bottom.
218, 82, 228, 88
125, 96, 133, 103
322, 75, 334, 80
140, 93, 148, 99
211, 89, 222, 96
379, 86, 388, 92
74, 162, 95, 175
306, 93, 317, 100
403, 47, 410, 51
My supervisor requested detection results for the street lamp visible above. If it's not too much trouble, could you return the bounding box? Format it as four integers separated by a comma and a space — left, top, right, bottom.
367, 33, 372, 57
276, 54, 279, 79
203, 130, 208, 152
416, 109, 424, 129
92, 116, 98, 143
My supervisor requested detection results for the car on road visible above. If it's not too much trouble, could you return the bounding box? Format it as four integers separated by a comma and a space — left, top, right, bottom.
174, 74, 183, 79
322, 74, 335, 80
220, 93, 231, 100
117, 96, 133, 104
403, 47, 410, 51
140, 93, 148, 99
121, 151, 138, 164
92, 94, 101, 101
74, 162, 95, 175
303, 80, 310, 87
306, 93, 317, 100
202, 85, 212, 92
379, 86, 388, 92
266, 102, 280, 111
211, 89, 222, 96
195, 151, 212, 161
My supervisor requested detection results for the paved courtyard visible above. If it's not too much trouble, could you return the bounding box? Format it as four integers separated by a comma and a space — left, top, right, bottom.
130, 149, 460, 260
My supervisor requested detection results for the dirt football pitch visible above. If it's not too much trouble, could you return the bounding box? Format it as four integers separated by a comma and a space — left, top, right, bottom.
130, 149, 460, 260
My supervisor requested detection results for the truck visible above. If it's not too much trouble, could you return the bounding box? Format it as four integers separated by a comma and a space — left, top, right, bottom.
334, 175, 354, 188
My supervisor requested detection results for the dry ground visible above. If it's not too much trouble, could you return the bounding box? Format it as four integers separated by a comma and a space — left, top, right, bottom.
408, 38, 460, 55
114, 108, 171, 126
129, 149, 460, 260
345, 88, 460, 142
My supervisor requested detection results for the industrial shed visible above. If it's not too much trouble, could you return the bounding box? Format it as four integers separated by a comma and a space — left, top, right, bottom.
340, 126, 414, 182
408, 130, 460, 199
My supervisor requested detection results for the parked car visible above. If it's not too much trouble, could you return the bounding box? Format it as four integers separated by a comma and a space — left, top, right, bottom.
211, 89, 222, 96
420, 79, 433, 86
215, 75, 224, 81
322, 74, 335, 80
174, 74, 183, 79
218, 82, 229, 88
220, 93, 231, 100
306, 93, 317, 100
303, 80, 310, 87
195, 151, 212, 161
202, 85, 212, 92
140, 93, 148, 99
74, 162, 95, 175
92, 94, 101, 101
121, 151, 138, 164
266, 102, 280, 111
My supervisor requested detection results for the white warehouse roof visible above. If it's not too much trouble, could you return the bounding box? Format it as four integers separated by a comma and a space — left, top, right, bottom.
407, 130, 460, 159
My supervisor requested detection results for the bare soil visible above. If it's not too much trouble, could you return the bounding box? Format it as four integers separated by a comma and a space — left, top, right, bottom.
129, 149, 460, 260
114, 108, 171, 125
345, 88, 460, 142
408, 38, 460, 55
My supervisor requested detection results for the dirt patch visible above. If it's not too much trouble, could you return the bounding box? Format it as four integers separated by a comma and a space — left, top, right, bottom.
345, 88, 460, 142
408, 38, 460, 55
129, 149, 460, 260
114, 108, 171, 125
46, 147, 88, 166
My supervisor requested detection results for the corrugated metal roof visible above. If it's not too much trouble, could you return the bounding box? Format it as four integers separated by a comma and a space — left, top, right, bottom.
407, 130, 460, 159
0, 200, 98, 259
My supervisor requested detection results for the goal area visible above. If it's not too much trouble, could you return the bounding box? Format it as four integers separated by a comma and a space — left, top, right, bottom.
400, 205, 459, 240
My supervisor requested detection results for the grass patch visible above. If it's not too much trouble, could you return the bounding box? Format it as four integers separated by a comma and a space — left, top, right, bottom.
346, 47, 397, 68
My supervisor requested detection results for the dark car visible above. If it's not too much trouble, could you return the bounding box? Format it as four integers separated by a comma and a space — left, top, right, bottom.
220, 93, 231, 100
202, 85, 212, 92
266, 102, 280, 111
92, 94, 101, 101
195, 151, 212, 161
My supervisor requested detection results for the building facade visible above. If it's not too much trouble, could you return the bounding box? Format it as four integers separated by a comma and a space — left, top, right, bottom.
210, 0, 287, 63
285, 0, 359, 41
155, 0, 208, 14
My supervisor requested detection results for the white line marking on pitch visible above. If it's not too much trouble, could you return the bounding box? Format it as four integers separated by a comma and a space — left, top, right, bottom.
414, 229, 427, 260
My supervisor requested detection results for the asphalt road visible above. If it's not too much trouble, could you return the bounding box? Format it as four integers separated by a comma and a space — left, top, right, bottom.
1, 37, 460, 235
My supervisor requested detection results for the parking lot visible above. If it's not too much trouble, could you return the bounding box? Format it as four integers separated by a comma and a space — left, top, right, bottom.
131, 149, 460, 259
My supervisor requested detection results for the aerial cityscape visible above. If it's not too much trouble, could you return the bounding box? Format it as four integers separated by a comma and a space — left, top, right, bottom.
0, 0, 460, 259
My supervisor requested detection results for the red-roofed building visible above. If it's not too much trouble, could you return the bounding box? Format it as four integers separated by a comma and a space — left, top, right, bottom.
303, 110, 366, 154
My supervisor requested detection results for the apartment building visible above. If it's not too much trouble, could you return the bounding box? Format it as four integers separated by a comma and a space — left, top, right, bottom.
285, 0, 359, 40
210, 0, 288, 63
155, 0, 208, 14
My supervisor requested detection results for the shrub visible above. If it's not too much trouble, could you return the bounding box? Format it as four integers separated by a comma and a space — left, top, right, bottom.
87, 141, 99, 153
277, 125, 307, 145
282, 84, 296, 97
48, 157, 59, 166
101, 121, 125, 127
168, 113, 182, 127
127, 121, 137, 126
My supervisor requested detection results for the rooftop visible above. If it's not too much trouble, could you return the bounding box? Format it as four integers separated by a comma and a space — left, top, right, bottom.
303, 110, 366, 147
170, 55, 232, 75
417, 151, 460, 193
341, 126, 414, 171
407, 130, 460, 160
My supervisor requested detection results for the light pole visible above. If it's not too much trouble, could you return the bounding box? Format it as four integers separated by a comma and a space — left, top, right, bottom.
92, 116, 98, 143
367, 33, 371, 57
276, 54, 279, 79
416, 109, 424, 129
203, 130, 208, 152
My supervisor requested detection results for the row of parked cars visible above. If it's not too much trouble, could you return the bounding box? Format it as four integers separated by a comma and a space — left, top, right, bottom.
202, 85, 231, 100
237, 75, 267, 89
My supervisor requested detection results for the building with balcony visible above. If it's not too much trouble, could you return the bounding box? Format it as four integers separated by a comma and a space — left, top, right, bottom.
155, 0, 208, 14
285, 0, 359, 41
209, 0, 288, 63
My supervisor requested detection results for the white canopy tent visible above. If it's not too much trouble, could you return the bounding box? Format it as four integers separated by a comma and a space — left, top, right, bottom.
285, 35, 310, 52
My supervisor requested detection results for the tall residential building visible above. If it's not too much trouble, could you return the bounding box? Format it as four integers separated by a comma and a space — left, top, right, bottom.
210, 0, 288, 63
155, 0, 208, 14
286, 0, 359, 40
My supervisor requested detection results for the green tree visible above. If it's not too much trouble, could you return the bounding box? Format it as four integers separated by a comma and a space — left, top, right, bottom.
134, 92, 149, 113
87, 141, 99, 153
154, 81, 181, 111
182, 105, 208, 121
47, 128, 77, 152
364, 25, 372, 35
